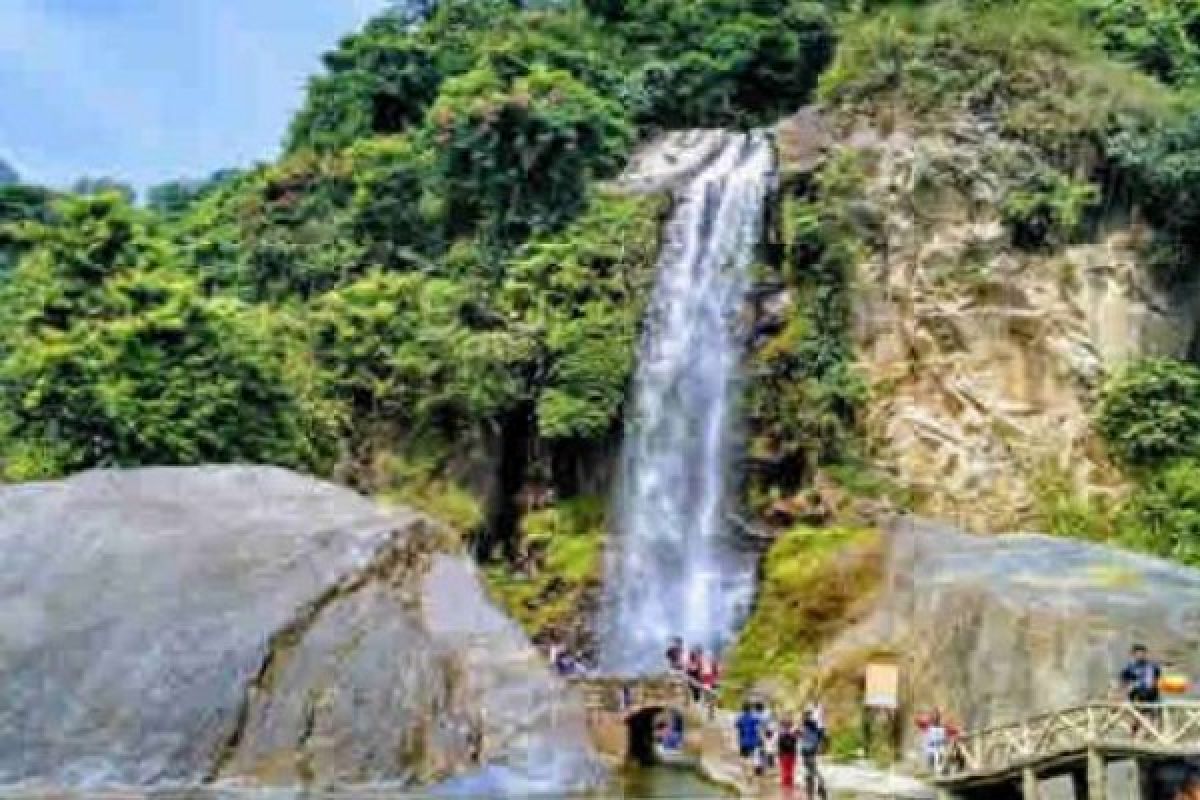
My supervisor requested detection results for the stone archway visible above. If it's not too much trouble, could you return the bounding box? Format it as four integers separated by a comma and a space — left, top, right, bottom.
625, 706, 687, 766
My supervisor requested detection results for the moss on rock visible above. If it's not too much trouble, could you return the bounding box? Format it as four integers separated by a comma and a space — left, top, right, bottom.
724, 526, 884, 703
483, 496, 607, 650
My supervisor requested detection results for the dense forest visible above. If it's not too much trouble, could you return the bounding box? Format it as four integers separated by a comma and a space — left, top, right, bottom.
4, 0, 1200, 572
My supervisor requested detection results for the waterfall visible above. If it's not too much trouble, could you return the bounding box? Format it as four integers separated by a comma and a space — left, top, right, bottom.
602, 130, 774, 673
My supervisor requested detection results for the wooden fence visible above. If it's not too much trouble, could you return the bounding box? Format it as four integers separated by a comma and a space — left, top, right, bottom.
938, 703, 1200, 782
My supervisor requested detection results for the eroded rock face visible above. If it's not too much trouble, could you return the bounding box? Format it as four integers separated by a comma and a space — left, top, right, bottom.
809, 110, 1200, 531
824, 518, 1200, 735
0, 467, 598, 791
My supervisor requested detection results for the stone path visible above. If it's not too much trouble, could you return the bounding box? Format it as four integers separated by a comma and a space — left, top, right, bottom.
699, 710, 933, 799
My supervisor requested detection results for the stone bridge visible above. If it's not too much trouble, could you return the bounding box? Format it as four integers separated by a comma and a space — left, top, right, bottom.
568, 674, 709, 764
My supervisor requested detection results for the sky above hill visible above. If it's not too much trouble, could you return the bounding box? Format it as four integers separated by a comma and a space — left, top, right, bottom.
0, 0, 388, 191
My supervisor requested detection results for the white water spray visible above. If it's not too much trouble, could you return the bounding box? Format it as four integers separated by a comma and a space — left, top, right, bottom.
603, 131, 774, 672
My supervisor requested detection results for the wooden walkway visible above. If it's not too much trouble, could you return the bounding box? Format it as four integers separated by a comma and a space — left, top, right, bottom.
935, 703, 1200, 798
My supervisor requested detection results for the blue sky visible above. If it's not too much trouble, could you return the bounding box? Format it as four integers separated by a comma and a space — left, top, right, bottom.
0, 0, 389, 191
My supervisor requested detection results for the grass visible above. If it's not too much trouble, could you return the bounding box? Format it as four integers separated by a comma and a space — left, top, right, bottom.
483, 495, 607, 642
820, 0, 1175, 147
723, 525, 884, 706
373, 450, 485, 537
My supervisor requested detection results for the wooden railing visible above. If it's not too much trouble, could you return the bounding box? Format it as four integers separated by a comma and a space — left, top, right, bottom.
938, 703, 1200, 781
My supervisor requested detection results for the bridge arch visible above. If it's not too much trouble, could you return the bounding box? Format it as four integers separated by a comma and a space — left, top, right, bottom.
625, 705, 688, 765
571, 675, 702, 764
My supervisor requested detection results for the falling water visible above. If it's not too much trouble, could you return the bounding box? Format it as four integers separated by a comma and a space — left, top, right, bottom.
603, 131, 774, 673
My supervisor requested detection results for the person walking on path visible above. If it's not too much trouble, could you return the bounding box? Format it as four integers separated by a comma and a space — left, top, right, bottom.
777, 715, 798, 790
801, 709, 828, 799
735, 702, 762, 778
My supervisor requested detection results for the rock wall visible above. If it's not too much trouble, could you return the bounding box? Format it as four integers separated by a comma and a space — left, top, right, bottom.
793, 110, 1200, 531
822, 517, 1200, 737
0, 467, 599, 791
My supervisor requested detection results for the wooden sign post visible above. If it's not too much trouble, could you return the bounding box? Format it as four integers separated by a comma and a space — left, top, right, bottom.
863, 662, 900, 761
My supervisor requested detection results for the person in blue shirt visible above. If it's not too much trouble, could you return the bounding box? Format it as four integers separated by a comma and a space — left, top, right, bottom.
1120, 643, 1162, 705
735, 702, 762, 774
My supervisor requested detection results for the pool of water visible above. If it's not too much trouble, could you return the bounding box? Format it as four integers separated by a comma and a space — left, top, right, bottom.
606, 764, 733, 798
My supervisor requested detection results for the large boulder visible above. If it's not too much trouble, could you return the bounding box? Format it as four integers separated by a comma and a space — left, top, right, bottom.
0, 467, 598, 791
824, 518, 1200, 738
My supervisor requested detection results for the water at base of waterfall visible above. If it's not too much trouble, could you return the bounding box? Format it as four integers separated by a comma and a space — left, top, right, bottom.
602, 130, 774, 673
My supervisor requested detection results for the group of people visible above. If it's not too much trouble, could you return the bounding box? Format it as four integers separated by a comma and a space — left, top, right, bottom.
664, 636, 721, 704
735, 700, 828, 798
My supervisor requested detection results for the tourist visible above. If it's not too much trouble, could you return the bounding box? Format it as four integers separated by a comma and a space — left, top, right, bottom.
923, 709, 948, 772
777, 715, 798, 790
761, 718, 778, 771
554, 648, 575, 677
1120, 643, 1163, 706
700, 651, 720, 698
665, 636, 684, 672
735, 702, 762, 777
801, 709, 828, 799
687, 646, 704, 702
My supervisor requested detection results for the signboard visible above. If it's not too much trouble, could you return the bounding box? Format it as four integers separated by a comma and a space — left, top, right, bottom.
865, 663, 899, 710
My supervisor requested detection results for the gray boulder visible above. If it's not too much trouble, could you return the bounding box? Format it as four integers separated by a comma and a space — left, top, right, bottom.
827, 518, 1200, 735
0, 467, 598, 791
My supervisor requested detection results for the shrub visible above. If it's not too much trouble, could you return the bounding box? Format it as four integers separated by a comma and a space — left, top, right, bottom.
1120, 459, 1200, 567
0, 194, 334, 479
1097, 358, 1200, 467
429, 64, 633, 242
1001, 168, 1099, 250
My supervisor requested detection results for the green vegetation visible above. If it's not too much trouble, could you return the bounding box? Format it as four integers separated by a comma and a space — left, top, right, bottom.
1001, 168, 1100, 250
6, 0, 1200, 580
744, 151, 867, 512
2, 0, 834, 554
723, 525, 882, 698
1098, 359, 1200, 467
376, 452, 486, 536
0, 193, 335, 480
483, 496, 607, 643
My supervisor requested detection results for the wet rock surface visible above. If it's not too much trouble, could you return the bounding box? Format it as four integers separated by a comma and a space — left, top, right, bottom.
0, 467, 597, 790
825, 518, 1200, 737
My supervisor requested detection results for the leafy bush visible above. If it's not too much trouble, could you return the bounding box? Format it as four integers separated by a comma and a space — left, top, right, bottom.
0, 193, 334, 480
1107, 112, 1200, 283
1097, 358, 1200, 467
820, 0, 1171, 148
287, 16, 444, 153
429, 65, 632, 242
502, 191, 668, 441
1081, 0, 1200, 87
1001, 168, 1099, 250
310, 270, 534, 432
1120, 458, 1200, 567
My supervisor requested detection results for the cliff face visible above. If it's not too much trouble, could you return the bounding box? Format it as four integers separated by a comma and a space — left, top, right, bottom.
823, 112, 1200, 531
0, 467, 598, 791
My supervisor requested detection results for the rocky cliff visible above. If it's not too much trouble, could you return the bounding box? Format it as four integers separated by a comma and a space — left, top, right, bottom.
775, 107, 1200, 532
0, 467, 599, 791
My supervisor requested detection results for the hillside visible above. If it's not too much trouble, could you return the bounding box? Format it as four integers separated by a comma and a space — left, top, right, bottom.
4, 0, 1200, 749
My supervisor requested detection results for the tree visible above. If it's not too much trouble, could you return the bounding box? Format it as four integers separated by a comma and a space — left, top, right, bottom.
0, 192, 334, 480
71, 176, 135, 203
287, 17, 443, 153
429, 65, 632, 242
